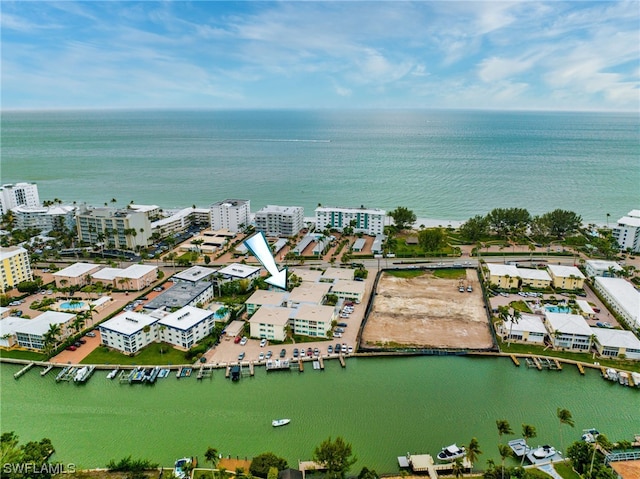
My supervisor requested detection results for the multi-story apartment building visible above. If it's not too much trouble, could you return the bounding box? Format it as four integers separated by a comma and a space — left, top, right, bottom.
12, 204, 77, 233
210, 199, 250, 233
254, 205, 304, 237
315, 206, 386, 236
76, 207, 152, 250
612, 209, 640, 253
0, 182, 40, 215
0, 246, 33, 292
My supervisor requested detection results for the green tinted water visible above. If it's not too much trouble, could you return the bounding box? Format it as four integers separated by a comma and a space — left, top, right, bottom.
1, 357, 638, 472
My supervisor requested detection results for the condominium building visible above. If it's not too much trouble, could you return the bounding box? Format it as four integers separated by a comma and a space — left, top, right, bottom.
0, 182, 40, 215
546, 264, 585, 290
12, 311, 76, 350
210, 199, 250, 233
315, 206, 386, 236
248, 306, 291, 341
53, 262, 101, 288
584, 260, 623, 278
99, 311, 159, 354
151, 207, 211, 238
12, 204, 77, 233
76, 207, 152, 250
157, 306, 216, 349
543, 312, 592, 351
593, 277, 640, 332
255, 205, 304, 237
0, 246, 33, 292
612, 209, 640, 253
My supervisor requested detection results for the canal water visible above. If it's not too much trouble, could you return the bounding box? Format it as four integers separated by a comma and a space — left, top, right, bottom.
1, 356, 638, 472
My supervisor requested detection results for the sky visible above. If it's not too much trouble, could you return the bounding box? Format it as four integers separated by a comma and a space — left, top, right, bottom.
1, 1, 639, 111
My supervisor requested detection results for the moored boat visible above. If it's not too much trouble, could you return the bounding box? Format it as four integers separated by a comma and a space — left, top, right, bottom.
437, 444, 466, 462
272, 418, 291, 427
173, 457, 191, 479
581, 429, 600, 443
530, 445, 556, 460
106, 368, 119, 379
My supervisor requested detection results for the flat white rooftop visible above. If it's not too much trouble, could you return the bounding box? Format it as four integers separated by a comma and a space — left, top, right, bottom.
118, 264, 157, 279
288, 282, 331, 304
331, 279, 366, 295
293, 304, 335, 323
591, 327, 640, 350
100, 311, 158, 336
0, 246, 28, 260
545, 312, 592, 336
586, 260, 622, 271
486, 263, 520, 277
14, 311, 75, 336
53, 262, 99, 278
322, 267, 355, 281
547, 264, 585, 279
576, 300, 595, 315
218, 263, 261, 278
246, 290, 287, 307
517, 268, 551, 281
248, 306, 292, 326
158, 306, 213, 331
594, 277, 640, 326
290, 268, 323, 283
172, 266, 218, 282
91, 267, 122, 281
504, 314, 547, 334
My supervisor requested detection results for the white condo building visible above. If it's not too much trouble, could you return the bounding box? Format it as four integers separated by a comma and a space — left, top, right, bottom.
1, 246, 33, 292
210, 199, 250, 233
315, 206, 386, 236
593, 277, 640, 332
254, 205, 304, 237
0, 182, 40, 215
612, 209, 640, 253
12, 204, 77, 232
76, 207, 152, 250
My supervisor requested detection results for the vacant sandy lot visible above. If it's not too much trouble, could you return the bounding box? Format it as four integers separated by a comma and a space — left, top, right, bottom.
361, 270, 494, 350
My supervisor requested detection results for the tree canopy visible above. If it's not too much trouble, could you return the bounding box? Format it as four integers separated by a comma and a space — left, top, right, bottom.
459, 215, 490, 242
486, 208, 531, 238
389, 207, 416, 231
418, 228, 447, 251
313, 436, 357, 479
1, 432, 56, 479
249, 452, 288, 478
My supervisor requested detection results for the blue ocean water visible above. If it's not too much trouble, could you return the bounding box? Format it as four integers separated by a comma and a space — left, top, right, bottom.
1, 109, 638, 223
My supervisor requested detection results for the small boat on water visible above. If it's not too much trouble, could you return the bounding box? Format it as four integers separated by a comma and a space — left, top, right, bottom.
173, 457, 191, 479
158, 368, 170, 378
437, 444, 466, 462
106, 368, 119, 379
582, 429, 600, 443
272, 419, 291, 427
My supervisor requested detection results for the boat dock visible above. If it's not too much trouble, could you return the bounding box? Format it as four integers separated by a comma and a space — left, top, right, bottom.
40, 365, 54, 376
338, 355, 346, 368
14, 362, 34, 379
265, 359, 291, 371
525, 357, 562, 371
298, 359, 304, 372
400, 453, 472, 478
196, 364, 214, 380
225, 365, 231, 378
508, 438, 530, 457
177, 366, 192, 378
73, 366, 95, 383
55, 366, 70, 382
56, 366, 78, 382
318, 357, 324, 369
510, 355, 520, 366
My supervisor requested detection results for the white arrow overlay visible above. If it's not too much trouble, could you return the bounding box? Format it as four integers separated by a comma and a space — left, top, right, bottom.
243, 232, 287, 290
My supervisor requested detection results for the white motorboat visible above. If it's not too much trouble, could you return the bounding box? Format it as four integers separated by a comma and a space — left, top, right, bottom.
437, 444, 466, 462
581, 429, 599, 443
174, 457, 191, 479
272, 419, 291, 427
106, 368, 119, 379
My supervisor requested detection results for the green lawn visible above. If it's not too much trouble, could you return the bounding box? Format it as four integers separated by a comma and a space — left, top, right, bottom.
0, 349, 47, 361
81, 342, 189, 365
385, 269, 427, 279
433, 269, 467, 280
553, 461, 582, 479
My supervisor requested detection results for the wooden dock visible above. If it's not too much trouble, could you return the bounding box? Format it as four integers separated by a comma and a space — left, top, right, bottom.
338, 355, 346, 368
13, 362, 34, 379
510, 355, 520, 367
249, 362, 254, 376
577, 362, 585, 375
553, 359, 562, 370
533, 357, 542, 370
405, 453, 472, 478
40, 365, 54, 376
225, 365, 231, 379
318, 357, 324, 370
197, 364, 214, 380
298, 360, 304, 372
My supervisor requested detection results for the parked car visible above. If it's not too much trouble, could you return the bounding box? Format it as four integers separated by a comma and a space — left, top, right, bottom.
292, 348, 299, 358
334, 343, 341, 353
337, 322, 348, 327
258, 352, 265, 361
280, 348, 287, 358
240, 337, 248, 346
335, 327, 344, 333
86, 332, 96, 337
73, 341, 82, 347
238, 352, 245, 360
266, 350, 273, 359
313, 348, 320, 357
260, 338, 267, 347
78, 339, 87, 344
327, 345, 333, 354
234, 336, 242, 344
306, 347, 313, 357
66, 345, 77, 351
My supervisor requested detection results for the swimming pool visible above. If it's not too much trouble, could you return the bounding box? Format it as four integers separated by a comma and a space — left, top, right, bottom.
545, 305, 571, 313
59, 301, 86, 310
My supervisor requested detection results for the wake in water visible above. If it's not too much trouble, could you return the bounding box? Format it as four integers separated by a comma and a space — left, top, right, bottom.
214, 138, 331, 143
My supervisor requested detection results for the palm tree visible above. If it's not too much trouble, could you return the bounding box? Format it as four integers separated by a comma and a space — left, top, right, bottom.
466, 437, 481, 467
497, 444, 512, 479
71, 315, 85, 334
205, 447, 219, 479
496, 419, 513, 444
450, 458, 464, 478
508, 309, 522, 347
557, 408, 574, 454
520, 424, 536, 466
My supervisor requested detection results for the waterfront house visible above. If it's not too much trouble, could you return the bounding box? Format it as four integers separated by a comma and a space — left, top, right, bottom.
245, 290, 287, 316
53, 262, 101, 289
157, 306, 216, 349
0, 316, 28, 347
585, 260, 623, 278
590, 328, 640, 360
290, 304, 335, 338
248, 306, 291, 341
497, 314, 547, 344
99, 311, 159, 354
593, 277, 640, 332
546, 264, 585, 290
543, 312, 593, 351
13, 311, 76, 350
